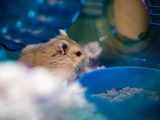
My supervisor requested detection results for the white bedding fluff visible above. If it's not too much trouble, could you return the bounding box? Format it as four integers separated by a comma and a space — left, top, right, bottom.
0, 62, 106, 120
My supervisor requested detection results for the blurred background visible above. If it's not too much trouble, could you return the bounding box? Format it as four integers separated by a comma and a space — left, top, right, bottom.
0, 0, 160, 69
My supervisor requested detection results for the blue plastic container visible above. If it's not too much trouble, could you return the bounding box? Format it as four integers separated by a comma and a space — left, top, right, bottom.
80, 67, 160, 120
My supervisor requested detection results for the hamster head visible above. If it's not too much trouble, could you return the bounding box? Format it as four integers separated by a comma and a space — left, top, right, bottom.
19, 30, 89, 80
48, 30, 89, 75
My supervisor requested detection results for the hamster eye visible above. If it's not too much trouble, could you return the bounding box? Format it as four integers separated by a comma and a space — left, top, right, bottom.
75, 51, 82, 57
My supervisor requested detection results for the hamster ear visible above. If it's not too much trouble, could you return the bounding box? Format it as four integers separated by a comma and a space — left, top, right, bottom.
58, 40, 69, 54
59, 29, 68, 37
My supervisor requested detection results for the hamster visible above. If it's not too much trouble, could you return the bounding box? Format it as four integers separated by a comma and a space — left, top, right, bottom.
19, 30, 89, 81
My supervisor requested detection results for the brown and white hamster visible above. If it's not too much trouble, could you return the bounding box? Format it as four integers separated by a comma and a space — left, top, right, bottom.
19, 30, 88, 81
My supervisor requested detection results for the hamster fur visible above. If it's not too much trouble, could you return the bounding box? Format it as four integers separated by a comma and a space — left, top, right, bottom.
19, 30, 88, 81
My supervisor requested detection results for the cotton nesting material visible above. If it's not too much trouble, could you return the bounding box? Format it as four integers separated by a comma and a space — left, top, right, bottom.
0, 62, 106, 120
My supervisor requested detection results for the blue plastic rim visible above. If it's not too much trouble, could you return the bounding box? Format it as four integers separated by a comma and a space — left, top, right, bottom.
80, 66, 160, 92
79, 66, 160, 120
